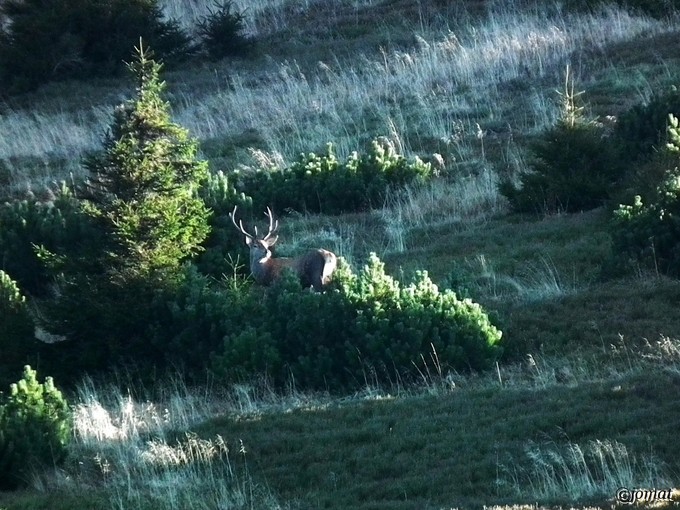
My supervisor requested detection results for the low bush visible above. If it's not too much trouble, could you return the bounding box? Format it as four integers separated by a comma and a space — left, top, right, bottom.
196, 170, 252, 278
146, 265, 251, 380
0, 186, 96, 297
64, 250, 501, 390
0, 366, 71, 489
605, 85, 680, 207
238, 140, 433, 215
210, 254, 503, 390
0, 271, 37, 389
615, 86, 680, 163
614, 150, 676, 208
501, 121, 623, 213
612, 114, 680, 276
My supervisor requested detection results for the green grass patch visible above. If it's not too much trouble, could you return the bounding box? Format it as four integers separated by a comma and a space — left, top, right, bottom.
192, 370, 679, 509
500, 276, 680, 357
387, 208, 610, 289
382, 207, 680, 360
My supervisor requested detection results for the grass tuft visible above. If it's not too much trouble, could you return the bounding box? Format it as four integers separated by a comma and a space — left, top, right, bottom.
42, 378, 284, 509
504, 439, 669, 502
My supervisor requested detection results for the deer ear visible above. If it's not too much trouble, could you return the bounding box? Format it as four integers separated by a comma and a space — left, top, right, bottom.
266, 235, 278, 247
245, 236, 253, 246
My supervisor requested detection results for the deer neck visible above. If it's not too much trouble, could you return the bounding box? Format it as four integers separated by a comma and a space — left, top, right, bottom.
250, 251, 270, 284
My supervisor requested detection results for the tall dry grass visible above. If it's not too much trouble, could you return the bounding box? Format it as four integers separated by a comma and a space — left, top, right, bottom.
455, 254, 573, 302
38, 377, 313, 509
502, 439, 670, 501
178, 5, 670, 164
0, 2, 674, 195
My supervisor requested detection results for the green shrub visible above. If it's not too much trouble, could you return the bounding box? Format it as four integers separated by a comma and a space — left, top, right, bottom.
145, 265, 253, 380
0, 0, 192, 93
196, 170, 252, 278
0, 185, 96, 297
335, 255, 502, 379
615, 86, 680, 163
612, 114, 680, 276
0, 271, 37, 389
212, 270, 355, 388
149, 255, 502, 390
196, 1, 251, 61
211, 254, 503, 390
607, 86, 680, 207
501, 121, 623, 213
238, 140, 432, 215
0, 366, 71, 489
614, 150, 676, 208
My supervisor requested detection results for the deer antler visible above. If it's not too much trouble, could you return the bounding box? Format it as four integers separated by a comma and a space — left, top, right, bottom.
230, 205, 254, 240
262, 206, 279, 241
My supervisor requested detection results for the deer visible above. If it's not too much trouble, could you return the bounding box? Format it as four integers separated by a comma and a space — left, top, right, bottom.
230, 206, 337, 291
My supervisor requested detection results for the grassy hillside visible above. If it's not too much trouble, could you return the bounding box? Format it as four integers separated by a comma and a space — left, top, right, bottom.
2, 341, 679, 509
2, 0, 680, 508
194, 371, 678, 509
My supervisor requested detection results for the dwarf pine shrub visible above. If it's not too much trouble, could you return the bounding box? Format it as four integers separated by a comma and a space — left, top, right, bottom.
196, 170, 253, 278
239, 140, 432, 215
211, 255, 502, 390
615, 86, 680, 163
0, 185, 96, 297
0, 271, 36, 389
146, 265, 252, 379
0, 366, 71, 489
612, 114, 680, 276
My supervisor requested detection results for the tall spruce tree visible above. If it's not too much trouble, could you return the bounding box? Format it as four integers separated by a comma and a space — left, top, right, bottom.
40, 43, 211, 378
84, 41, 210, 283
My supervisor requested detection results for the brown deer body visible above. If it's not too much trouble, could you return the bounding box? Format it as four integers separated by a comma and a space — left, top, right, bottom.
230, 206, 337, 291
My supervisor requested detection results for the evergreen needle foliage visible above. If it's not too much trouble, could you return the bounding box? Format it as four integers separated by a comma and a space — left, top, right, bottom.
0, 186, 93, 297
0, 366, 71, 490
0, 271, 36, 389
82, 42, 211, 283
0, 0, 192, 93
613, 114, 680, 276
501, 69, 622, 213
40, 44, 211, 379
210, 254, 502, 390
196, 0, 251, 61
240, 140, 433, 215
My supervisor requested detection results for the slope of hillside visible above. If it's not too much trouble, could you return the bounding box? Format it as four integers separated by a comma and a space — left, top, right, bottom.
1, 0, 680, 508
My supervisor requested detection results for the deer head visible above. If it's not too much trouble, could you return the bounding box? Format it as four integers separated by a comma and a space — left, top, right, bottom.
230, 206, 337, 290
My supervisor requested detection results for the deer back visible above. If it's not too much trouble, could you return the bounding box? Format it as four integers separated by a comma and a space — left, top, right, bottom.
293, 249, 337, 290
